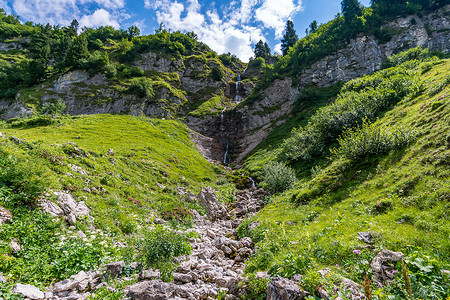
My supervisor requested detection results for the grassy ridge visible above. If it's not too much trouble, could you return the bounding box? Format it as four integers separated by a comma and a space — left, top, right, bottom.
0, 114, 229, 232
241, 57, 450, 298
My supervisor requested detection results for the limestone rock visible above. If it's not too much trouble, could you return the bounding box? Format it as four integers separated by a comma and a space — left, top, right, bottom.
13, 283, 45, 300
267, 275, 307, 300
105, 261, 125, 279
371, 250, 404, 287
52, 279, 79, 293
197, 187, 229, 221
0, 206, 12, 225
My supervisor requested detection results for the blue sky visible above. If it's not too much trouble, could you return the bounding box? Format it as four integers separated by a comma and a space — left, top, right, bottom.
0, 0, 370, 61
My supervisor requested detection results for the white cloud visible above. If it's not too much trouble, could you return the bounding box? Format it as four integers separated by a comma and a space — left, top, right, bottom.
79, 8, 119, 28
255, 0, 303, 38
145, 0, 302, 61
0, 0, 12, 14
12, 0, 125, 27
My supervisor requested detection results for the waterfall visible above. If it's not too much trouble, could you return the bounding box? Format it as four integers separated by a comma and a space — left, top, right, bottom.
250, 176, 256, 188
220, 108, 226, 123
235, 73, 242, 102
223, 142, 229, 165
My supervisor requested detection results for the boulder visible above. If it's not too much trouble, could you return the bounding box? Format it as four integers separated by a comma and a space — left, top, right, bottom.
10, 239, 22, 254
197, 187, 229, 221
0, 206, 12, 225
357, 232, 373, 244
105, 261, 125, 279
267, 275, 307, 300
52, 279, 79, 293
371, 250, 404, 287
127, 280, 175, 300
13, 283, 45, 300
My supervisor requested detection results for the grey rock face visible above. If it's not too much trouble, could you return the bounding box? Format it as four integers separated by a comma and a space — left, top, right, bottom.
13, 283, 45, 300
266, 275, 307, 300
371, 250, 404, 287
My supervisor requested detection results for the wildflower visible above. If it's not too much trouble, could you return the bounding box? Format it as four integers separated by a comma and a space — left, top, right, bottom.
392, 270, 398, 274
353, 250, 362, 255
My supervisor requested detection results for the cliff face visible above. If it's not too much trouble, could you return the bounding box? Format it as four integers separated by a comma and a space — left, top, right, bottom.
233, 5, 450, 162
0, 51, 243, 120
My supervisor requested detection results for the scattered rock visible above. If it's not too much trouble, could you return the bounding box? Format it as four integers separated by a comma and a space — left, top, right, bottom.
267, 275, 307, 300
197, 187, 229, 221
52, 279, 79, 293
0, 206, 13, 225
247, 221, 260, 231
107, 148, 115, 156
13, 283, 45, 300
10, 238, 22, 254
0, 273, 7, 283
357, 232, 373, 244
105, 261, 125, 279
371, 250, 404, 287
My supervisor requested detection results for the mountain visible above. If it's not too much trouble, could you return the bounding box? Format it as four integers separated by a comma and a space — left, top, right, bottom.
0, 2, 449, 300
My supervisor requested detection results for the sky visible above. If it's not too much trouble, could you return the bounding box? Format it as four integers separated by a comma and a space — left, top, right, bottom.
0, 0, 371, 61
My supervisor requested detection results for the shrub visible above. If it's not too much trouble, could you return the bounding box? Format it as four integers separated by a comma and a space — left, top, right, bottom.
280, 64, 421, 163
331, 119, 415, 161
127, 77, 154, 98
382, 47, 437, 69
268, 252, 314, 278
262, 161, 296, 194
243, 274, 269, 300
138, 225, 191, 268
211, 66, 225, 81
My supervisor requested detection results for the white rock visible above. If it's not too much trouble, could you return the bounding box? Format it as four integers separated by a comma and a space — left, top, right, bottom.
13, 283, 45, 300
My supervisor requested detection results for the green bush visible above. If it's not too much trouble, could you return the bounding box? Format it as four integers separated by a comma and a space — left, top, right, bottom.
211, 66, 225, 81
243, 274, 268, 300
280, 63, 422, 163
0, 153, 50, 206
127, 77, 154, 98
262, 162, 296, 194
331, 119, 415, 161
269, 252, 314, 279
138, 225, 191, 268
0, 210, 117, 285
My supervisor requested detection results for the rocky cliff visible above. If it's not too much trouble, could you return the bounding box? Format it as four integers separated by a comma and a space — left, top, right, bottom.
230, 5, 450, 162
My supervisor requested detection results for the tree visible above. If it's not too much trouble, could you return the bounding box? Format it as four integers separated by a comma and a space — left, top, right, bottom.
65, 34, 89, 67
68, 19, 79, 36
281, 20, 298, 56
127, 25, 140, 40
306, 20, 319, 35
341, 0, 363, 22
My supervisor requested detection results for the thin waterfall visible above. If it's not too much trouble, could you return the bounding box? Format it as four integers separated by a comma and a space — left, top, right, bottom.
223, 142, 229, 165
249, 176, 256, 188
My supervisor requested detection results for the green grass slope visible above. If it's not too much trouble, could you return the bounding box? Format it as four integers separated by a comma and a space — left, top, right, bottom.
0, 114, 234, 286
241, 53, 450, 299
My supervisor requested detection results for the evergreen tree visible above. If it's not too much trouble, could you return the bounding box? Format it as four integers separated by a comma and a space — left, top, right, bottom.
254, 40, 266, 58
281, 20, 298, 56
264, 42, 271, 57
307, 20, 318, 35
65, 34, 89, 67
127, 25, 140, 40
68, 19, 79, 36
341, 0, 363, 22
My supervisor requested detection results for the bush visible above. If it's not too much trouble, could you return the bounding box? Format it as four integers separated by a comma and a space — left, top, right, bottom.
211, 66, 225, 81
243, 274, 268, 300
138, 225, 191, 268
382, 47, 438, 69
127, 77, 154, 98
280, 63, 422, 163
262, 162, 296, 194
331, 119, 415, 161
269, 252, 314, 278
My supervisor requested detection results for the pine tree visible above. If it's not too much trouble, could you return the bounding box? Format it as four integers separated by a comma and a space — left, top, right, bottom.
341, 0, 363, 22
254, 40, 266, 58
68, 19, 79, 36
281, 20, 298, 56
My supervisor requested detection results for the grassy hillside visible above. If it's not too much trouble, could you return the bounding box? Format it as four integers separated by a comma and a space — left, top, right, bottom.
242, 51, 450, 298
0, 114, 233, 286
